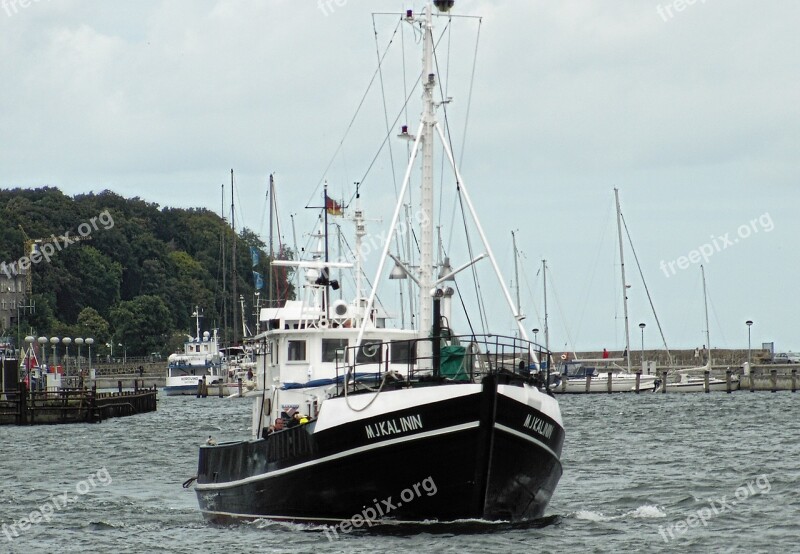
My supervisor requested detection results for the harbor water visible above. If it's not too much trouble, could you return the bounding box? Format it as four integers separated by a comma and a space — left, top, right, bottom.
1, 392, 797, 553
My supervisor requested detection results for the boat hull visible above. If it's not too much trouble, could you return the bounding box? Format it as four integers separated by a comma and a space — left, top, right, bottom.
555, 374, 658, 394
195, 377, 563, 524
663, 378, 740, 393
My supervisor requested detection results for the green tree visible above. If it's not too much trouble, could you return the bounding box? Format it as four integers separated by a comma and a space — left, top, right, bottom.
109, 295, 171, 356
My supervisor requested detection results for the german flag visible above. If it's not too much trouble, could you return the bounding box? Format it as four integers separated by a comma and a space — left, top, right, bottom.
325, 194, 343, 216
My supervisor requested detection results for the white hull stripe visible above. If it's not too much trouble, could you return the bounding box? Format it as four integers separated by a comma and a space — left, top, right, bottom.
494, 423, 561, 462
198, 508, 444, 526
195, 421, 480, 491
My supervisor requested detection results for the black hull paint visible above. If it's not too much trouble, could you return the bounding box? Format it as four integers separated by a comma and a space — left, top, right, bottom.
195, 377, 563, 524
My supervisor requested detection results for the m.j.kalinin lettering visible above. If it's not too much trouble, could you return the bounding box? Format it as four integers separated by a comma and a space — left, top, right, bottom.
365, 414, 423, 439
523, 414, 554, 440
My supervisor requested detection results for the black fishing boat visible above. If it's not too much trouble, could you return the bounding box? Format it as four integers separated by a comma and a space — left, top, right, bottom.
192, 0, 564, 526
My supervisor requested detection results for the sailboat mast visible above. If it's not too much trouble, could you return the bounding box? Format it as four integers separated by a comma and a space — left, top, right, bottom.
418, 3, 436, 336
512, 231, 521, 320
614, 188, 632, 372
268, 174, 275, 307
543, 259, 550, 355
231, 169, 238, 346
221, 184, 228, 340
701, 265, 711, 366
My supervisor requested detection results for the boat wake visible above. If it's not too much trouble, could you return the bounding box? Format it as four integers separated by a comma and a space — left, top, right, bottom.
573, 504, 666, 522
243, 515, 562, 536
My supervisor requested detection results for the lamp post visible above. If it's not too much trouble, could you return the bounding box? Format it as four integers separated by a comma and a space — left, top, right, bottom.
50, 337, 59, 369
74, 338, 84, 375
24, 335, 34, 383
38, 336, 48, 368
86, 338, 94, 375
119, 343, 127, 365
746, 320, 753, 369
639, 323, 646, 372
62, 337, 72, 378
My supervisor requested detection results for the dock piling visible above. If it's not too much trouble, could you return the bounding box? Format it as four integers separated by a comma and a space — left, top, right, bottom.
704, 370, 710, 393
607, 372, 612, 394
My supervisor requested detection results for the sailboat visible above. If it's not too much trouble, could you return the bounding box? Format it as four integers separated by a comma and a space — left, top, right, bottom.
192, 1, 564, 525
554, 189, 658, 393
661, 266, 740, 392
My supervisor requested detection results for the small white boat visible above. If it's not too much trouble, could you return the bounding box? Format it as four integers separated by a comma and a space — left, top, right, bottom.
662, 371, 739, 393
164, 308, 224, 396
553, 360, 658, 393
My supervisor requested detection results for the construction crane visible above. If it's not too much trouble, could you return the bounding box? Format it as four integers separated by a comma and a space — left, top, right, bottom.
18, 225, 91, 296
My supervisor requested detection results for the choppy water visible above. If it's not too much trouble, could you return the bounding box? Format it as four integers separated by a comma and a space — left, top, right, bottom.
1, 391, 797, 553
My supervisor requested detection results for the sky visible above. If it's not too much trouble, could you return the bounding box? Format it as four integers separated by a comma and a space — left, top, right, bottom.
1, 0, 798, 354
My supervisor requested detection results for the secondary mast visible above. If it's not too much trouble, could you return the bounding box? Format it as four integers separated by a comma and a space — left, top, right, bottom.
614, 188, 632, 372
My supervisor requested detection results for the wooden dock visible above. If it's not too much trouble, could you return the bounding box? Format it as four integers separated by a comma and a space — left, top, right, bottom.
0, 382, 158, 425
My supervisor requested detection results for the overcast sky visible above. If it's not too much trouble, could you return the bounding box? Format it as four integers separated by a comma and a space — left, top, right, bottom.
1, 1, 798, 354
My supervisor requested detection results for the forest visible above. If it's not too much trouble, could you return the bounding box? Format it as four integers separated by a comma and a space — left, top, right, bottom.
0, 187, 294, 357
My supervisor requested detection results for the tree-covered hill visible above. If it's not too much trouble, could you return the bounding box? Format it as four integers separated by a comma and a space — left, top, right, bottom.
0, 187, 294, 356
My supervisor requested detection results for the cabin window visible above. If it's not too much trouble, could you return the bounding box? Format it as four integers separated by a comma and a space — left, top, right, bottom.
322, 339, 348, 363
287, 340, 307, 362
390, 340, 416, 365
356, 340, 384, 364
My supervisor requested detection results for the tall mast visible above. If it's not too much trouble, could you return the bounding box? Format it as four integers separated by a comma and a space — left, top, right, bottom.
354, 187, 365, 313
512, 231, 521, 320
418, 3, 436, 336
268, 174, 275, 307
543, 259, 550, 355
614, 187, 632, 372
231, 169, 238, 346
701, 265, 710, 366
221, 184, 228, 340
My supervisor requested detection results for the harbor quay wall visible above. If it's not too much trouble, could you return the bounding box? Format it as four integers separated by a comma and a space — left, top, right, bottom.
569, 348, 773, 369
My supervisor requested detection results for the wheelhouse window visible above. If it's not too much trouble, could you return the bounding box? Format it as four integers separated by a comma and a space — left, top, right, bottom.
287, 340, 307, 362
322, 339, 348, 363
390, 340, 416, 365
357, 340, 384, 364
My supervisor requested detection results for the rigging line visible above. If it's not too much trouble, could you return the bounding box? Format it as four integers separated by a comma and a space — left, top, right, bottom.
457, 190, 489, 335
459, 17, 482, 168
548, 266, 579, 358
336, 230, 394, 320
437, 15, 453, 227
373, 13, 406, 283
573, 198, 613, 349
346, 24, 452, 206
372, 13, 400, 198
258, 182, 269, 240
620, 212, 673, 365
307, 19, 402, 209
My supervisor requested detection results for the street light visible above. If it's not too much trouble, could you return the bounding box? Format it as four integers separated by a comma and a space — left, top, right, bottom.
37, 336, 48, 368
86, 338, 94, 374
24, 336, 34, 382
119, 343, 127, 365
62, 337, 72, 377
532, 328, 539, 344
746, 320, 753, 369
639, 323, 646, 372
74, 338, 84, 375
49, 337, 60, 369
